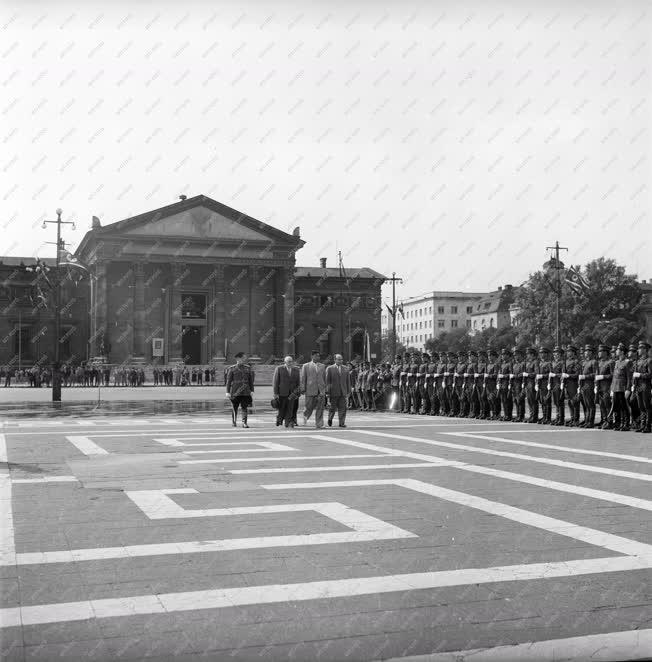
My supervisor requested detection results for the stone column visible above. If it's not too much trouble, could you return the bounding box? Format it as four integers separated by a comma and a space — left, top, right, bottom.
132, 262, 146, 363
282, 267, 295, 357
211, 264, 226, 361
248, 265, 261, 361
168, 262, 185, 363
91, 261, 108, 360
274, 268, 284, 359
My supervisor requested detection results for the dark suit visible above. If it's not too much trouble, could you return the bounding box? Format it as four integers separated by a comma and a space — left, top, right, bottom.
325, 364, 350, 425
273, 365, 301, 426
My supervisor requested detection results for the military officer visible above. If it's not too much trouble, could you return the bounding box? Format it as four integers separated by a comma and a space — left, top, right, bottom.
524, 347, 539, 423
390, 355, 403, 412
549, 346, 566, 425
418, 353, 430, 414
427, 352, 439, 416
453, 351, 467, 417
580, 344, 598, 428
511, 346, 527, 422
465, 350, 478, 418
406, 352, 420, 414
498, 348, 513, 421
536, 347, 552, 425
563, 345, 581, 427
611, 342, 632, 431
476, 350, 488, 419
399, 354, 410, 413
627, 344, 641, 429
633, 341, 651, 433
483, 349, 499, 420
444, 351, 457, 416
596, 344, 614, 429
436, 352, 448, 416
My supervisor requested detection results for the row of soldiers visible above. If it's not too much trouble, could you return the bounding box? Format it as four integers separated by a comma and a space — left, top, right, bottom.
350, 341, 652, 433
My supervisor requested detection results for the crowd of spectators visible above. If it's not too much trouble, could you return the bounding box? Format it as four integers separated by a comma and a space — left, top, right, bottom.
0, 364, 225, 387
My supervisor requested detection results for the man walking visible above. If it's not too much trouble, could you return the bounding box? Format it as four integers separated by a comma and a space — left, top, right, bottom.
300, 350, 326, 429
273, 355, 301, 428
325, 354, 350, 427
225, 352, 255, 428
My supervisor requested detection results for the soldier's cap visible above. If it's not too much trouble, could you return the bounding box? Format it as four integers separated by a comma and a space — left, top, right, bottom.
469, 350, 478, 356
488, 349, 498, 356
639, 340, 651, 349
448, 350, 458, 356
566, 344, 578, 353
431, 351, 439, 356
478, 349, 488, 355
628, 343, 637, 352
395, 354, 402, 359
538, 346, 550, 354
583, 344, 595, 352
513, 346, 525, 354
598, 344, 610, 352
616, 342, 626, 351
422, 353, 430, 358
553, 345, 564, 353
502, 348, 512, 355
526, 347, 537, 354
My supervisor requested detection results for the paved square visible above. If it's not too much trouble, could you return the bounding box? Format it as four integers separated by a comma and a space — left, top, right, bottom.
1, 412, 651, 661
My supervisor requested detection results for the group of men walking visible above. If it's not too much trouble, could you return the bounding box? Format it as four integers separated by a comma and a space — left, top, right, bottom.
385, 340, 651, 432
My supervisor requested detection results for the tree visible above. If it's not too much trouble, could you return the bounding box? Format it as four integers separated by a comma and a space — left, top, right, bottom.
514, 257, 642, 347
425, 328, 471, 353
380, 331, 406, 362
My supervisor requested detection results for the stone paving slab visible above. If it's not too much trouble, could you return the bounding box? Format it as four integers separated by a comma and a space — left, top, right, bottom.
2, 413, 651, 660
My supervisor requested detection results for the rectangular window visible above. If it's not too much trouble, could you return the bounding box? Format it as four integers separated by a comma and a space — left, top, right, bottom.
182, 293, 207, 319
466, 319, 472, 328
451, 306, 458, 314
451, 320, 458, 328
438, 320, 445, 328
437, 306, 444, 314
466, 306, 473, 314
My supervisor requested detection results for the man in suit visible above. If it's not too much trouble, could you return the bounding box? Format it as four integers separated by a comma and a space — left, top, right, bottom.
300, 350, 326, 428
325, 353, 350, 427
272, 355, 301, 428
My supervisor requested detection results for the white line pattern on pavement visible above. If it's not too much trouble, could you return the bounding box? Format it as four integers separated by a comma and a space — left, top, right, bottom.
356, 430, 652, 481
1, 556, 649, 629
262, 479, 652, 557
179, 453, 388, 463
448, 431, 652, 463
0, 434, 15, 567
382, 628, 652, 662
65, 435, 109, 456
308, 434, 652, 511
229, 462, 451, 474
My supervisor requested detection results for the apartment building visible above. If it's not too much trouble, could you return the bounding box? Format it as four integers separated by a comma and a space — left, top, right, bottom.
381, 291, 485, 352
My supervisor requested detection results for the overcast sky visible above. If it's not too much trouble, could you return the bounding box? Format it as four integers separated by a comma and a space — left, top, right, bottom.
2, 0, 650, 305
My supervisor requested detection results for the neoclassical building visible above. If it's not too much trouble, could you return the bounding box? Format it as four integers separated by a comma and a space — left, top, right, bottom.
0, 195, 385, 368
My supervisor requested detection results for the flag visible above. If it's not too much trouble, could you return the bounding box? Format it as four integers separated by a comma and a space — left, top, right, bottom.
365, 330, 371, 363
398, 303, 405, 319
385, 303, 395, 318
565, 266, 589, 295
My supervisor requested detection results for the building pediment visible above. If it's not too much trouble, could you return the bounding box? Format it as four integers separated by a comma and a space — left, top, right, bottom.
75, 195, 304, 264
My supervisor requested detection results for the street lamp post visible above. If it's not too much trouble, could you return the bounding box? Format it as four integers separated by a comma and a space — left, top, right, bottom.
43, 208, 76, 402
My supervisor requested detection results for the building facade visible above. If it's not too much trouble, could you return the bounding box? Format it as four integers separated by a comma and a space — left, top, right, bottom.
0, 195, 385, 369
469, 285, 516, 334
382, 291, 486, 352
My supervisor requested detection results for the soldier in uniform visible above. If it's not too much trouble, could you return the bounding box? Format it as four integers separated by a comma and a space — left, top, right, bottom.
445, 351, 458, 416
476, 350, 488, 419
484, 349, 499, 420
357, 362, 368, 410
633, 341, 651, 433
596, 344, 614, 429
381, 362, 393, 411
418, 353, 430, 414
549, 346, 566, 426
627, 344, 641, 429
563, 345, 581, 427
406, 352, 420, 414
579, 344, 598, 428
611, 342, 632, 431
225, 352, 255, 428
524, 347, 539, 423
511, 346, 526, 422
453, 351, 468, 417
364, 362, 378, 411
465, 350, 478, 418
436, 352, 448, 416
399, 354, 410, 413
348, 362, 359, 410
427, 352, 439, 416
537, 347, 552, 425
390, 355, 403, 412
498, 348, 513, 421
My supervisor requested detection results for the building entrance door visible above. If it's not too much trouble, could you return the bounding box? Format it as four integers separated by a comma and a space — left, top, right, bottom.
181, 326, 202, 364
